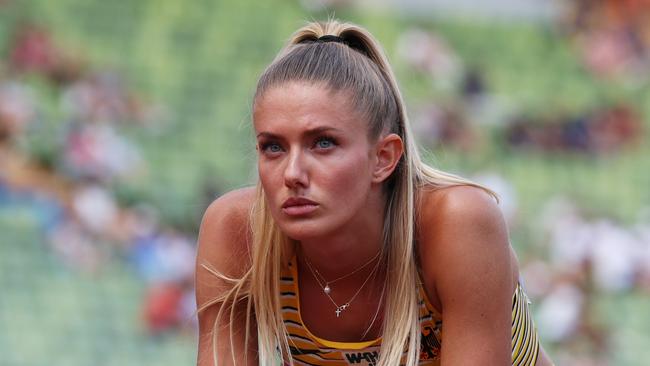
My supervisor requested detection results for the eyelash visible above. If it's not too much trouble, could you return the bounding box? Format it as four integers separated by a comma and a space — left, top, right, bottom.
259, 141, 283, 154
313, 135, 338, 149
258, 135, 338, 154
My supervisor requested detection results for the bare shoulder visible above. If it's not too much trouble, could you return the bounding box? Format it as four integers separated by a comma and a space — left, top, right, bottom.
417, 184, 514, 300
195, 186, 256, 303
417, 184, 506, 247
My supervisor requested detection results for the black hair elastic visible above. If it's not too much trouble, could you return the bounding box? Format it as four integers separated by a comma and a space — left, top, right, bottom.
314, 34, 368, 57
317, 35, 345, 43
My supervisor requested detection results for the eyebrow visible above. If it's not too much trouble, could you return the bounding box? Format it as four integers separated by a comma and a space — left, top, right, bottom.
256, 126, 343, 139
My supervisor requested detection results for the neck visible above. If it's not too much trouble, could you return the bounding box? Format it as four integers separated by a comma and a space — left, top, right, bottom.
298, 188, 386, 278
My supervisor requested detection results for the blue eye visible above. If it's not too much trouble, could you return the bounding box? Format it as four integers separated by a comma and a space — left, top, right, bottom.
317, 140, 332, 148
268, 143, 282, 152
259, 142, 283, 154
315, 137, 336, 149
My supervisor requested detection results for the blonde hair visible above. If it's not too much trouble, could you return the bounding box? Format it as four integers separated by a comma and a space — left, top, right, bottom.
200, 20, 496, 366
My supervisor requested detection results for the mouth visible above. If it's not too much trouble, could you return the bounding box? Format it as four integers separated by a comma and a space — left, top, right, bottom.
282, 197, 319, 216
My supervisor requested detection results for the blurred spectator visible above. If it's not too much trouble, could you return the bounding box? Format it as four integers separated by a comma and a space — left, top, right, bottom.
411, 103, 480, 152
72, 180, 119, 237
0, 80, 37, 143
458, 67, 509, 128
108, 203, 159, 248
128, 227, 195, 284
539, 197, 592, 271
504, 103, 643, 154
396, 28, 462, 90
143, 282, 185, 335
564, 0, 650, 81
590, 104, 643, 152
137, 228, 196, 335
9, 23, 86, 85
590, 219, 642, 292
9, 24, 59, 75
460, 67, 487, 101
63, 122, 145, 182
61, 71, 151, 125
49, 217, 107, 273
539, 196, 644, 292
537, 280, 585, 342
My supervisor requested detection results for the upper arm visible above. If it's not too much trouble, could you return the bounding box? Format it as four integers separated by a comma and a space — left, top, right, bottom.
419, 186, 513, 365
195, 187, 258, 366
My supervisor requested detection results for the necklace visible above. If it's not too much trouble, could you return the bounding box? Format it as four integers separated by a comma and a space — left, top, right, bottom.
303, 253, 382, 318
304, 250, 381, 295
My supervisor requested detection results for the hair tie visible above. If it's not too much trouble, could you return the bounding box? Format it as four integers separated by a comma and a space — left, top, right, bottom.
317, 35, 345, 44
313, 34, 368, 57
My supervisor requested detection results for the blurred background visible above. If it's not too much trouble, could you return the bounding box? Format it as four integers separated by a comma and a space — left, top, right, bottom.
0, 0, 649, 365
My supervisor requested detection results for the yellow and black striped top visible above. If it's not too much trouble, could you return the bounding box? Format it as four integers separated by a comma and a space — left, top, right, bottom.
280, 256, 540, 365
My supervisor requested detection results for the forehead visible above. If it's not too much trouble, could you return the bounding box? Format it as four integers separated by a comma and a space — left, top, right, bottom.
253, 82, 366, 135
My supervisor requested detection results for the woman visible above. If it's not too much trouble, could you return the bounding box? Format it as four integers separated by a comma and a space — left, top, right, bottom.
195, 20, 554, 365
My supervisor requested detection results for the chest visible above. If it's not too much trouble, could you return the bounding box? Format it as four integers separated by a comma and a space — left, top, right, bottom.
281, 260, 444, 365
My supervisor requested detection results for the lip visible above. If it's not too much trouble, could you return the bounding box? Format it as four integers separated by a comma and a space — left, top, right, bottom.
282, 197, 319, 216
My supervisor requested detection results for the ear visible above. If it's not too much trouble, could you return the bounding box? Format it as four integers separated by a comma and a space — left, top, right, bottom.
372, 133, 404, 184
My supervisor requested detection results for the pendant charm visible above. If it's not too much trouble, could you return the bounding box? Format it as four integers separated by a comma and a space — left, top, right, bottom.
335, 304, 349, 317
324, 284, 331, 294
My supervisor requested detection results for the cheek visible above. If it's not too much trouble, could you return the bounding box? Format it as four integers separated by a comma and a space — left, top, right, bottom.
322, 153, 373, 196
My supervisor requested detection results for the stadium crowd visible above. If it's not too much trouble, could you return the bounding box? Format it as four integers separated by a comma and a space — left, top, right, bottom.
1, 23, 196, 336
1, 3, 649, 363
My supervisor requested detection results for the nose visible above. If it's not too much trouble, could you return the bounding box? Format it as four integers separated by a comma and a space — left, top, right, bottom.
284, 149, 309, 189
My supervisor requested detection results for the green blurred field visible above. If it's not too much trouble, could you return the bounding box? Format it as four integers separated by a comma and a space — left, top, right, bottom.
1, 0, 649, 365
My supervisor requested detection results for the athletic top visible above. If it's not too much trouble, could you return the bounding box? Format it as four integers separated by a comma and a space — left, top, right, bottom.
280, 256, 540, 366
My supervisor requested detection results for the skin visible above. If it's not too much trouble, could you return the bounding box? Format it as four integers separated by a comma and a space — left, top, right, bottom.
195, 188, 257, 365
195, 82, 553, 365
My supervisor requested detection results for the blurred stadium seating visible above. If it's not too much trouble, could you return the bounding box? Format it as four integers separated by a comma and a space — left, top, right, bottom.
1, 0, 649, 365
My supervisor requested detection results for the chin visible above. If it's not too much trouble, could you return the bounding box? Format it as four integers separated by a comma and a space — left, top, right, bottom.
275, 217, 334, 241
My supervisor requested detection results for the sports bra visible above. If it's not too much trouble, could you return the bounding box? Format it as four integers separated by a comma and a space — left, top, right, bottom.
280, 256, 540, 365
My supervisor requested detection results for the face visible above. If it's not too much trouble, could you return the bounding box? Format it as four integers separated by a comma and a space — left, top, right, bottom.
253, 82, 380, 241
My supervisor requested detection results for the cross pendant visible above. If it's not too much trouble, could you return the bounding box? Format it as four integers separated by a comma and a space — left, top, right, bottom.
335, 304, 349, 317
